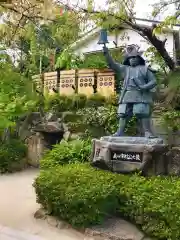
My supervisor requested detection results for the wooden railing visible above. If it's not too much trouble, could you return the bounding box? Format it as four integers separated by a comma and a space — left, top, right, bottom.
32, 68, 115, 97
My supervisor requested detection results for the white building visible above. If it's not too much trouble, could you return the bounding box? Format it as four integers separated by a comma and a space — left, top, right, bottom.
71, 18, 180, 68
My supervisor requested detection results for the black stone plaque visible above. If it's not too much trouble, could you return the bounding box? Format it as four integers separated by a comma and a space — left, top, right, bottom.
111, 151, 143, 163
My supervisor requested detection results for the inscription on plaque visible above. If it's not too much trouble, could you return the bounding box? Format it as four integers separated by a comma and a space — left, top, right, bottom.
111, 151, 142, 162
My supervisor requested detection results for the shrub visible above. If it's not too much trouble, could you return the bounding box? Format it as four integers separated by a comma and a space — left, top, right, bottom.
76, 106, 118, 137
106, 94, 118, 106
71, 94, 87, 110
44, 93, 110, 113
0, 139, 27, 173
76, 106, 137, 137
118, 175, 180, 240
161, 110, 180, 132
86, 93, 106, 107
34, 163, 123, 227
78, 53, 107, 69
40, 139, 91, 169
34, 162, 180, 239
44, 94, 74, 112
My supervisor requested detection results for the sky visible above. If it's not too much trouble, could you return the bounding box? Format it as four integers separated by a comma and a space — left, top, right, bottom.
135, 0, 154, 18
135, 0, 175, 19
64, 0, 175, 19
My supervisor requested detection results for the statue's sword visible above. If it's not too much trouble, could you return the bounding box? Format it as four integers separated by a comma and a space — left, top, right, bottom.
132, 78, 141, 90
118, 69, 130, 104
118, 88, 126, 104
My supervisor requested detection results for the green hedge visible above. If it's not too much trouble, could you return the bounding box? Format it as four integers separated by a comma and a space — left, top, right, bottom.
40, 139, 91, 169
34, 163, 122, 227
0, 139, 27, 173
34, 163, 180, 239
118, 175, 180, 240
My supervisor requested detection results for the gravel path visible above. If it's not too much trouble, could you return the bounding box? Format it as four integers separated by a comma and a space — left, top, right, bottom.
0, 169, 86, 240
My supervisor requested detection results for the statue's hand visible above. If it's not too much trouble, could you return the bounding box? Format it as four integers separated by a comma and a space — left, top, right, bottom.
139, 85, 148, 92
103, 45, 109, 53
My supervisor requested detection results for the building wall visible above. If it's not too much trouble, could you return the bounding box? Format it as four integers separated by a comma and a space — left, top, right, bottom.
75, 32, 117, 54
74, 28, 175, 66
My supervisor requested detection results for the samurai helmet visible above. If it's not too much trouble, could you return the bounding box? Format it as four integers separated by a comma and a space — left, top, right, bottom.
123, 44, 145, 66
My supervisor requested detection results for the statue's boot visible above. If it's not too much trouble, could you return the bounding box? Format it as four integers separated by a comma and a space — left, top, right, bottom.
113, 118, 127, 137
141, 118, 155, 138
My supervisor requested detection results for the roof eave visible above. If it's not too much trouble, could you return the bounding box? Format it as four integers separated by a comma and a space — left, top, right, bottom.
71, 18, 179, 50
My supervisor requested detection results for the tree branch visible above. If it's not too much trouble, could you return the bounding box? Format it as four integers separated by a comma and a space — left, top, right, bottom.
0, 3, 54, 22
56, 1, 175, 70
152, 0, 180, 17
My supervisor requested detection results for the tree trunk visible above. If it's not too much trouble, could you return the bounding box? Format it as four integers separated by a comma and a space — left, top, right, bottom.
142, 28, 175, 71
127, 22, 176, 71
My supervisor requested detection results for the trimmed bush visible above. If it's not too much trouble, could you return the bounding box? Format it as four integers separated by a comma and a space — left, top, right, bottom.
34, 162, 180, 239
118, 175, 180, 240
34, 163, 123, 227
40, 139, 91, 169
0, 139, 27, 173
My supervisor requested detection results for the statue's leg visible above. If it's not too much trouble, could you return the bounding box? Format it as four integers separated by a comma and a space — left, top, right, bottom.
113, 104, 133, 136
137, 118, 143, 136
133, 103, 155, 138
141, 118, 155, 138
113, 118, 127, 136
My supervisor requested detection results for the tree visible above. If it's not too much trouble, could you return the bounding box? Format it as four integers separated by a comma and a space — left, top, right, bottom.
0, 0, 81, 74
1, 0, 179, 72
52, 0, 180, 108
53, 0, 179, 71
0, 1, 80, 46
0, 60, 37, 130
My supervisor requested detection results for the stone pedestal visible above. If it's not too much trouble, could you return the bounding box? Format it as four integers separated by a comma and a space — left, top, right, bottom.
91, 136, 169, 176
167, 147, 180, 175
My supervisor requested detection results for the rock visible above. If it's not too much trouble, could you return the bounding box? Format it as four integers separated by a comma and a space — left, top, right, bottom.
34, 121, 64, 133
63, 131, 71, 141
45, 112, 59, 122
34, 209, 152, 239
62, 123, 69, 132
84, 238, 96, 240
91, 136, 168, 176
70, 133, 83, 140
34, 208, 47, 219
87, 217, 145, 240
57, 221, 69, 229
10, 158, 27, 172
46, 216, 58, 227
26, 133, 47, 167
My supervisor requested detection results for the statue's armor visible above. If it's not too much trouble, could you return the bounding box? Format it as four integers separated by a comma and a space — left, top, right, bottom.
120, 65, 155, 104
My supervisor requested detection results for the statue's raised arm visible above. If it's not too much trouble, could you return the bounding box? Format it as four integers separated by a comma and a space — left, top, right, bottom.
103, 45, 126, 74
